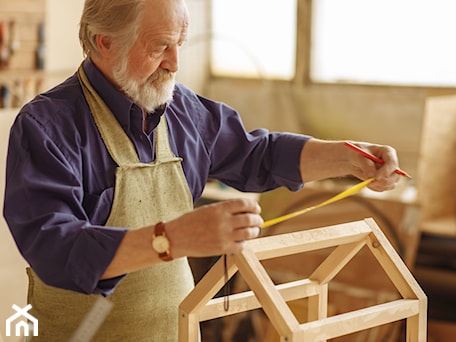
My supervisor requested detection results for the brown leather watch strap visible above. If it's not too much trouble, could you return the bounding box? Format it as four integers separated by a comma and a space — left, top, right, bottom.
155, 221, 166, 235
153, 222, 173, 261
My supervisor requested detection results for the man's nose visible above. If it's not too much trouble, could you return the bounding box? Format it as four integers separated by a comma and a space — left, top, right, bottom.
160, 45, 179, 73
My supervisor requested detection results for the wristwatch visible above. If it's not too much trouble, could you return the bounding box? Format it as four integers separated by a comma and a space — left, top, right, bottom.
151, 222, 173, 261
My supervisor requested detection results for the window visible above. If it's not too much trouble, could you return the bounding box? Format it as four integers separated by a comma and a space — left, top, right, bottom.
311, 0, 456, 87
211, 0, 297, 80
212, 0, 456, 87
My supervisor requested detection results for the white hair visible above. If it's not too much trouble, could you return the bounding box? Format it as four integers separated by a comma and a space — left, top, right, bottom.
79, 0, 146, 58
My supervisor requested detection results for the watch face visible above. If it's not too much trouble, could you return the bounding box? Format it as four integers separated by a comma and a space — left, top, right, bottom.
152, 235, 170, 253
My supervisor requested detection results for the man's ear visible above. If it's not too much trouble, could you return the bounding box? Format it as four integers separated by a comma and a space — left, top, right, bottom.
95, 35, 113, 58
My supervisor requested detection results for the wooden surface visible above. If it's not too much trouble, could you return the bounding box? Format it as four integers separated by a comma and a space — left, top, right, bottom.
418, 95, 456, 236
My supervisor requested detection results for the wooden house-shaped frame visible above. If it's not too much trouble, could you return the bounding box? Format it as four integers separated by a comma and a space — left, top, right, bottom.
179, 218, 427, 341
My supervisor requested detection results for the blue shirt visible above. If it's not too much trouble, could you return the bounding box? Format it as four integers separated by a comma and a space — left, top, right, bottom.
3, 59, 310, 295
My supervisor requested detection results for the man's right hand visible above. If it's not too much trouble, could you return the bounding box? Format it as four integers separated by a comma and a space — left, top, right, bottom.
166, 198, 264, 258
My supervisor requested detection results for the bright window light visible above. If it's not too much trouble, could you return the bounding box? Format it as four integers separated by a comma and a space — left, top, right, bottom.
312, 0, 456, 87
211, 0, 297, 80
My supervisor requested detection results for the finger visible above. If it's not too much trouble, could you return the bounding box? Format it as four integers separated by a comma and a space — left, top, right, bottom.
233, 226, 262, 242
234, 210, 264, 226
229, 212, 263, 239
222, 198, 262, 215
352, 144, 402, 183
351, 158, 377, 180
368, 174, 400, 192
226, 227, 262, 254
367, 145, 400, 179
227, 240, 246, 254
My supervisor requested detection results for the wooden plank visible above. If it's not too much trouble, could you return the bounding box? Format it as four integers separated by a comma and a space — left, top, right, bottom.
406, 314, 423, 342
365, 218, 427, 341
307, 283, 328, 322
235, 248, 300, 337
178, 311, 199, 342
199, 278, 322, 321
247, 220, 371, 260
419, 95, 456, 236
300, 299, 420, 341
309, 239, 366, 284
179, 255, 238, 315
364, 219, 426, 301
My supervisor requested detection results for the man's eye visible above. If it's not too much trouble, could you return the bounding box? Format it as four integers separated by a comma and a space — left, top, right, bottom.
149, 46, 167, 58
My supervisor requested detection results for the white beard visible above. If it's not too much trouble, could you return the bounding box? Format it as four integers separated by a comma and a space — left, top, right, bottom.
112, 58, 176, 112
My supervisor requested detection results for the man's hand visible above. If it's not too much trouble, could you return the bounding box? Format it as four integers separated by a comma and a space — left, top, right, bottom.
347, 142, 401, 192
166, 198, 263, 258
300, 139, 402, 192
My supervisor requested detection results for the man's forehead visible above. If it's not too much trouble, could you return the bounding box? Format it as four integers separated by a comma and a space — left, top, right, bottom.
142, 0, 189, 21
140, 0, 189, 33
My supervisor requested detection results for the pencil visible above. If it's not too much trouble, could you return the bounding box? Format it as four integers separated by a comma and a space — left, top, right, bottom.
344, 141, 412, 178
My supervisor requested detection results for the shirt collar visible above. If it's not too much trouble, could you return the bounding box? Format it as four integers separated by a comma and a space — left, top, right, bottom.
81, 58, 166, 134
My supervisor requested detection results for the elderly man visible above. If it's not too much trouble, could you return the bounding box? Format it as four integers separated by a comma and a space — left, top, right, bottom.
3, 0, 400, 340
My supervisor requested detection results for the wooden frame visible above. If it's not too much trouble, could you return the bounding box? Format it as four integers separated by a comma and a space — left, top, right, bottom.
179, 218, 427, 341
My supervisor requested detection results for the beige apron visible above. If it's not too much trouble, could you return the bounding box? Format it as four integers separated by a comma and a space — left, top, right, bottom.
27, 66, 195, 341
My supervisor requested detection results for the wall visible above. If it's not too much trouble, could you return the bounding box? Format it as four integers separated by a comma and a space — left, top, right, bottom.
177, 0, 211, 94
200, 0, 456, 179
45, 0, 84, 72
205, 78, 456, 178
44, 0, 84, 86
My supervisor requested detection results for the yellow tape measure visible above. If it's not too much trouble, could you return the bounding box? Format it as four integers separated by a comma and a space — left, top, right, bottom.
262, 178, 375, 228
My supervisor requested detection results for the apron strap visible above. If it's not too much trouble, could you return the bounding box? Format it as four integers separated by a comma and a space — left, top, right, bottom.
78, 65, 140, 165
155, 115, 177, 161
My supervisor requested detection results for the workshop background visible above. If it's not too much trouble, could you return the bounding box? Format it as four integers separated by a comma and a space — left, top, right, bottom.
1, 0, 455, 341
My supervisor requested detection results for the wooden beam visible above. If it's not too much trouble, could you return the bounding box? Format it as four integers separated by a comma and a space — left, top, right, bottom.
365, 219, 426, 300
199, 278, 321, 321
178, 311, 199, 342
310, 239, 366, 284
235, 248, 300, 337
179, 255, 238, 315
249, 220, 371, 260
307, 283, 328, 322
300, 299, 420, 341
